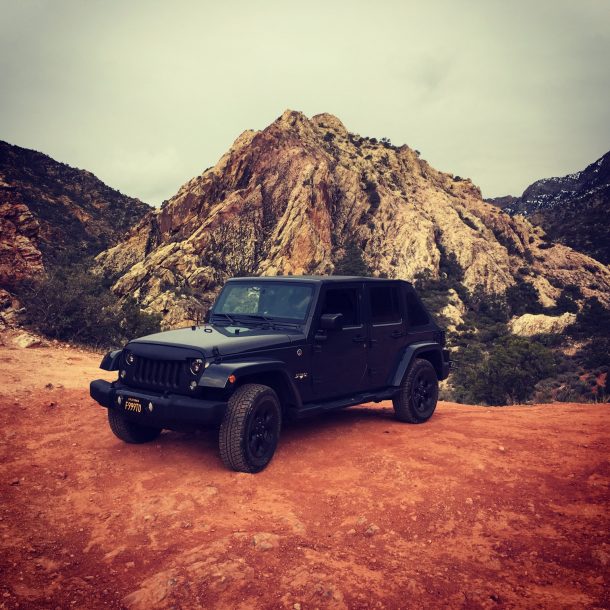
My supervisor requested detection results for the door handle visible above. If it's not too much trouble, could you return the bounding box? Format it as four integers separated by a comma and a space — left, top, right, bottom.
391, 330, 405, 338
352, 336, 367, 343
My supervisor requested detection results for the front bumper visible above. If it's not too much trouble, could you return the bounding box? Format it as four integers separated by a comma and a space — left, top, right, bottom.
90, 379, 227, 426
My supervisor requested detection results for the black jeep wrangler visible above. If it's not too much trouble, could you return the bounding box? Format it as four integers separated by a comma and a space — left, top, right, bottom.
90, 276, 450, 472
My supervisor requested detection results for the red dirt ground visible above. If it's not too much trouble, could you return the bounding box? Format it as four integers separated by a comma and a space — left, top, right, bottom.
0, 339, 608, 609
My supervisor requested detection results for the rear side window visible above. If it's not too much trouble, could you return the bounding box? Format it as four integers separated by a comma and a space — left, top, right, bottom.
405, 289, 429, 326
370, 286, 402, 325
322, 288, 360, 326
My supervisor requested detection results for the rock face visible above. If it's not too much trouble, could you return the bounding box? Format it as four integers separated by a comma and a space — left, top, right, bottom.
488, 151, 610, 264
0, 198, 43, 288
509, 313, 577, 337
96, 110, 610, 327
0, 140, 152, 286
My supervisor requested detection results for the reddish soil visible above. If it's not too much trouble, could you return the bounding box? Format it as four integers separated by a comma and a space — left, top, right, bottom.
0, 339, 608, 609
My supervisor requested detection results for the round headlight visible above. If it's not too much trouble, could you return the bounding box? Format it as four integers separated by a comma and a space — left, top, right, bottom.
190, 359, 204, 375
125, 351, 135, 365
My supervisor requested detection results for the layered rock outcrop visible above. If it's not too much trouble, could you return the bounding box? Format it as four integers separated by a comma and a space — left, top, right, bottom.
509, 313, 577, 337
96, 110, 610, 327
0, 197, 43, 287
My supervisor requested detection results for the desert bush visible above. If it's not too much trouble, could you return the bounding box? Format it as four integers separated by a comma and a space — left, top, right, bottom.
452, 336, 556, 405
577, 337, 610, 369
16, 263, 161, 349
506, 282, 542, 316
571, 297, 610, 338
362, 178, 381, 208
333, 243, 371, 276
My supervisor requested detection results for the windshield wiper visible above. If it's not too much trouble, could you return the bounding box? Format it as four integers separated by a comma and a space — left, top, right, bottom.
211, 312, 236, 325
242, 314, 274, 323
236, 314, 276, 328
241, 315, 303, 330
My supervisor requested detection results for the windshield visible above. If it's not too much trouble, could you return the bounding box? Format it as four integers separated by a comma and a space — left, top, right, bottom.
213, 281, 314, 322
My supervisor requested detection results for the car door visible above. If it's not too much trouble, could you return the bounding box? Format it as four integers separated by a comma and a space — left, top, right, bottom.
364, 282, 407, 389
311, 283, 368, 399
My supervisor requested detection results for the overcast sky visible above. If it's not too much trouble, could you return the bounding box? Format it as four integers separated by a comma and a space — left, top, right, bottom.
1, 0, 609, 205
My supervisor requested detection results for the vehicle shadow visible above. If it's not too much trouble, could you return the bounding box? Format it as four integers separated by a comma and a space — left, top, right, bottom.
154, 404, 400, 459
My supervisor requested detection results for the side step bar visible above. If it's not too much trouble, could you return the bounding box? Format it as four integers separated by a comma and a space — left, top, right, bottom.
294, 388, 398, 419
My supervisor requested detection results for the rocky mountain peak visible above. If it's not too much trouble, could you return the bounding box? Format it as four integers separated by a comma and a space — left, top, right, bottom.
95, 113, 610, 327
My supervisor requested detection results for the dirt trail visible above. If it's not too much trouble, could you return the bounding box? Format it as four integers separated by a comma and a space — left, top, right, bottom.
0, 340, 608, 609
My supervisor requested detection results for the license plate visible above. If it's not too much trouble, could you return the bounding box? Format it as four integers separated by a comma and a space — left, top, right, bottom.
124, 396, 143, 414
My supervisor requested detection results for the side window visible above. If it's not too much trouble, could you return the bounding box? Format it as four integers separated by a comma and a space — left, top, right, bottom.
370, 286, 402, 325
321, 288, 360, 326
405, 289, 429, 326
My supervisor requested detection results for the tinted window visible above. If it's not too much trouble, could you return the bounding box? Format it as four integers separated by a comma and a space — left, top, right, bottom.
370, 286, 402, 325
322, 288, 360, 326
405, 289, 429, 326
215, 282, 313, 321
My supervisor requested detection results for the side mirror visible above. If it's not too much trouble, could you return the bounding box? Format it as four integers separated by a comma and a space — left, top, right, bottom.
320, 313, 344, 331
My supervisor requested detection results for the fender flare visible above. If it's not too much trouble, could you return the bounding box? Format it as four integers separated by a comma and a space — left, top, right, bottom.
200, 359, 302, 408
390, 342, 444, 387
100, 349, 123, 371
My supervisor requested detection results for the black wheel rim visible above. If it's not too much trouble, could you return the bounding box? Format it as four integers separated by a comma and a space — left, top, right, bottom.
247, 400, 279, 461
412, 370, 437, 414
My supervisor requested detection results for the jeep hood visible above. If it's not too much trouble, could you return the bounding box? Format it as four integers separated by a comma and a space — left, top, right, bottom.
128, 324, 304, 357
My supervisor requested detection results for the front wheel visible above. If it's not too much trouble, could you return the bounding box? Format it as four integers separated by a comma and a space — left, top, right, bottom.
107, 409, 162, 443
393, 358, 439, 423
219, 384, 281, 473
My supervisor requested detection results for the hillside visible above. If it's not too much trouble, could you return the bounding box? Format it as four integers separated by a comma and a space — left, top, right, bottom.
0, 140, 152, 288
488, 151, 610, 264
96, 110, 610, 328
0, 336, 608, 608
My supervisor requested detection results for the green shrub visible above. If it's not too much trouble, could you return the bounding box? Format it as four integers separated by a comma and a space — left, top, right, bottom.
16, 263, 161, 349
333, 243, 371, 276
452, 335, 556, 405
571, 297, 610, 338
577, 338, 610, 369
506, 282, 542, 316
362, 178, 381, 208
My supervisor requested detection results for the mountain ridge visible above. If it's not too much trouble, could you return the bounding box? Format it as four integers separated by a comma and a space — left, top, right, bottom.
487, 151, 610, 264
94, 110, 610, 327
0, 140, 152, 288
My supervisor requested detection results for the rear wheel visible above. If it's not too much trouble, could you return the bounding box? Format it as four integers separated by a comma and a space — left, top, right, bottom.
107, 409, 162, 443
393, 358, 438, 423
219, 384, 281, 473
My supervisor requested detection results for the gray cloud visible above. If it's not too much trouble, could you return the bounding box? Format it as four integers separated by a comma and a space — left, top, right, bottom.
1, 0, 609, 204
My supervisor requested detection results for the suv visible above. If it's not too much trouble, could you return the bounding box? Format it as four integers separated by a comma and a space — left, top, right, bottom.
90, 276, 450, 472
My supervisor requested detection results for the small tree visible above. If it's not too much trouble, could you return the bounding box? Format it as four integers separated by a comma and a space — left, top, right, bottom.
333, 243, 371, 276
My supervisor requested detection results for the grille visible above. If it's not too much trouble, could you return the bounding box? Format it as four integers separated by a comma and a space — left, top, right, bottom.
132, 357, 183, 389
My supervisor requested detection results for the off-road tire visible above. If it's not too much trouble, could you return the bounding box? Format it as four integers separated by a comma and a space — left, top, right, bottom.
219, 383, 282, 473
107, 409, 162, 443
393, 358, 439, 423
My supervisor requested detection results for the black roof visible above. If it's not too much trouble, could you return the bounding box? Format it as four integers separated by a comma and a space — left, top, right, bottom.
228, 275, 412, 285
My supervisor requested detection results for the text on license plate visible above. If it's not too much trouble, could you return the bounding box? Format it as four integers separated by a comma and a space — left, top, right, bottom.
124, 397, 142, 413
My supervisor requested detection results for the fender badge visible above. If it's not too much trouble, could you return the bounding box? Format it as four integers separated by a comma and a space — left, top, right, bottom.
296, 348, 303, 357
